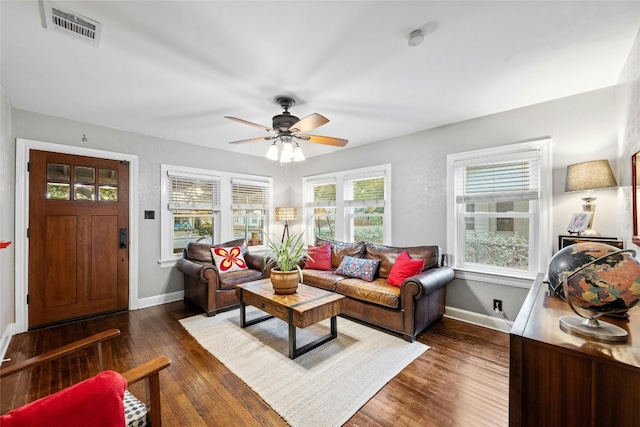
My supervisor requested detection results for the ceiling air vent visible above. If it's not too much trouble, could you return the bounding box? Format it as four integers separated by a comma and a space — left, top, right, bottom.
43, 1, 102, 47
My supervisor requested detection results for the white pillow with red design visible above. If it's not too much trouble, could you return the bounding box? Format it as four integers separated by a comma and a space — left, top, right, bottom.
211, 246, 248, 272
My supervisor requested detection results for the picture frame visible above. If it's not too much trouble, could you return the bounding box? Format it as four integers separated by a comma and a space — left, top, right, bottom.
566, 212, 593, 234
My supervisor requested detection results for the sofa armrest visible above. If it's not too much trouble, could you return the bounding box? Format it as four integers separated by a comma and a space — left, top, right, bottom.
244, 252, 265, 272
176, 258, 218, 283
401, 266, 455, 300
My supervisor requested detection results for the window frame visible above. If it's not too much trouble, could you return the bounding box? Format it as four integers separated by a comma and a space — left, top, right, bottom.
303, 164, 391, 245
160, 164, 273, 267
446, 139, 552, 286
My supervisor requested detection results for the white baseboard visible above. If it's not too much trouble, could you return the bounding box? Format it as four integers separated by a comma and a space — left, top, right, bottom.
444, 306, 512, 333
0, 322, 16, 365
137, 291, 184, 309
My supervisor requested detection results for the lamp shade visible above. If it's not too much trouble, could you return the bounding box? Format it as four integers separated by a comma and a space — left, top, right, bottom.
565, 160, 618, 192
265, 143, 279, 160
275, 207, 297, 222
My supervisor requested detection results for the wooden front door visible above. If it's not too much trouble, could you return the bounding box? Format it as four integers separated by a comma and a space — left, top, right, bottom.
28, 150, 129, 328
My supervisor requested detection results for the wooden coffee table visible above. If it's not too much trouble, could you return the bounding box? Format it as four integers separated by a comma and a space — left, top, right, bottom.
235, 279, 345, 359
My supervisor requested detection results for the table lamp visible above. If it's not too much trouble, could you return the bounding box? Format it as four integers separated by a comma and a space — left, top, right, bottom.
564, 160, 618, 236
275, 206, 297, 243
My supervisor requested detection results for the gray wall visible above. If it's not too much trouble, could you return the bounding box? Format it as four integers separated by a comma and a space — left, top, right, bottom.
618, 29, 640, 246
10, 109, 291, 300
2, 27, 638, 337
1, 89, 15, 343
285, 87, 621, 322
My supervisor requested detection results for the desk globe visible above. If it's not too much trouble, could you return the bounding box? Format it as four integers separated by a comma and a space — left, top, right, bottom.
547, 242, 640, 342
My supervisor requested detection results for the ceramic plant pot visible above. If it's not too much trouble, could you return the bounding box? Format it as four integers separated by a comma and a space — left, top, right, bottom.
270, 268, 300, 295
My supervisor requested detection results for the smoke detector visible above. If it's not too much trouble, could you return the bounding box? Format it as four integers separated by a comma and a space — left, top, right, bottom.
43, 1, 102, 47
408, 30, 424, 47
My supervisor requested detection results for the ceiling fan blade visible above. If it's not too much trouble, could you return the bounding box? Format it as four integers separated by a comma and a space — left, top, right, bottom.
224, 116, 275, 133
228, 136, 273, 144
289, 113, 329, 134
299, 134, 349, 147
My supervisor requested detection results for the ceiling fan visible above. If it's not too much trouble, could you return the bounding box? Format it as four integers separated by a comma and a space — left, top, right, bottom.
225, 96, 348, 162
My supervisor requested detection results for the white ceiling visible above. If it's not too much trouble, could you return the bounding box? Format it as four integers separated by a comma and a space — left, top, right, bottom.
2, 1, 640, 159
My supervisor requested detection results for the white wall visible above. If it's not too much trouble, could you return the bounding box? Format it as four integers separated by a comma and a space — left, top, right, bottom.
286, 87, 620, 322
10, 109, 290, 303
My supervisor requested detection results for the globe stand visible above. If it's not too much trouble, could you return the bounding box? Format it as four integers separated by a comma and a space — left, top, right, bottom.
558, 315, 628, 342
560, 272, 630, 342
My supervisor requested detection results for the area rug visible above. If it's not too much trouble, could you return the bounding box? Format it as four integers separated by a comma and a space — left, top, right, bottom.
179, 309, 429, 427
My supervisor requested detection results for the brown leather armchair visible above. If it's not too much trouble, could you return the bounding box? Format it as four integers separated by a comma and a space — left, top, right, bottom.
176, 239, 269, 316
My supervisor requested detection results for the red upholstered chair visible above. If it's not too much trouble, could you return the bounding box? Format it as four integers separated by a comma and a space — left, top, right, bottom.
0, 329, 170, 427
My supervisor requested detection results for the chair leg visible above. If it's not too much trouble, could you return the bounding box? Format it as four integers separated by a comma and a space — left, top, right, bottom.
146, 373, 162, 426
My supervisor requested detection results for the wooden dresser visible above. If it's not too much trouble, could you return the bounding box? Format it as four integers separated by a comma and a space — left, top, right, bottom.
509, 273, 640, 427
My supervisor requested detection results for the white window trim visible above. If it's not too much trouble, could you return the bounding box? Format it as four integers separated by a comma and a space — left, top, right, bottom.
303, 164, 391, 244
159, 164, 273, 267
446, 139, 552, 285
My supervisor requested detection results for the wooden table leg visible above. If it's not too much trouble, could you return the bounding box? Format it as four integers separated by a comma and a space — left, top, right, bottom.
288, 314, 339, 359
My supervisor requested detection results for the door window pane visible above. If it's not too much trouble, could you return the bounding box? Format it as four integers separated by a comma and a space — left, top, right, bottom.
99, 169, 118, 185
47, 163, 70, 181
74, 166, 95, 183
99, 185, 118, 202
47, 183, 70, 200
74, 184, 95, 201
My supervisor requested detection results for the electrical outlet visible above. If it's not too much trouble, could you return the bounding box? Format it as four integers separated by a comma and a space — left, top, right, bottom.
493, 299, 503, 313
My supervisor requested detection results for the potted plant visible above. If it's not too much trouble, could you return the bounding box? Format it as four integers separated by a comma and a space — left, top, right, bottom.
264, 232, 309, 294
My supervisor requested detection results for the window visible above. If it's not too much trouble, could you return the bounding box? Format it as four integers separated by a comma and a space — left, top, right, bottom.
167, 171, 220, 257
232, 179, 269, 246
447, 140, 551, 281
345, 175, 386, 243
306, 180, 337, 240
304, 165, 390, 244
160, 165, 272, 266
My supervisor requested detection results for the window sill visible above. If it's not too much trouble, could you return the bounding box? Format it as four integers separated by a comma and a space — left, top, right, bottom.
159, 258, 180, 268
453, 269, 535, 288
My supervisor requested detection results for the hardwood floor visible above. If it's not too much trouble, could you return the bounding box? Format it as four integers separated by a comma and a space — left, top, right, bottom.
1, 302, 509, 426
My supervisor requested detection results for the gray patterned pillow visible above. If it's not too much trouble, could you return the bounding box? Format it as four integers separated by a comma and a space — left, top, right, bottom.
335, 256, 380, 281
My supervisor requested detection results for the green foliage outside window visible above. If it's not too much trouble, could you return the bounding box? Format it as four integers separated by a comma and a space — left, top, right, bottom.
465, 232, 529, 270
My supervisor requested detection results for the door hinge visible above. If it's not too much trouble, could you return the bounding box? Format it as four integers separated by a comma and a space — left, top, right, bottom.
120, 160, 129, 165
27, 162, 30, 172
26, 228, 30, 238
26, 294, 29, 305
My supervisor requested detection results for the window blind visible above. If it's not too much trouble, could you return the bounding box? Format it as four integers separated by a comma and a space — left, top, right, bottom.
455, 157, 540, 204
231, 179, 269, 210
305, 182, 337, 208
344, 176, 386, 207
168, 173, 220, 210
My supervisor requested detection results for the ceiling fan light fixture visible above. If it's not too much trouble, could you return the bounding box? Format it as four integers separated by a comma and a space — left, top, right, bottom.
265, 142, 279, 161
293, 144, 305, 162
281, 140, 294, 160
279, 150, 292, 163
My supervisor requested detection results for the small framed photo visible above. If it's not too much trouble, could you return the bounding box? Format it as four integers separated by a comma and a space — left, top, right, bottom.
566, 212, 593, 234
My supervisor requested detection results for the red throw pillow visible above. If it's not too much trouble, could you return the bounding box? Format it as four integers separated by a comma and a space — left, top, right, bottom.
304, 243, 332, 270
387, 251, 425, 287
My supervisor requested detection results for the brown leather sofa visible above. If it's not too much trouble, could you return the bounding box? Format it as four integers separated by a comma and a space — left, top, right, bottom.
302, 238, 454, 342
176, 239, 268, 316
